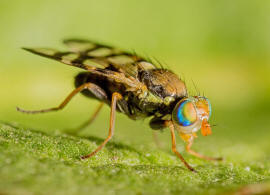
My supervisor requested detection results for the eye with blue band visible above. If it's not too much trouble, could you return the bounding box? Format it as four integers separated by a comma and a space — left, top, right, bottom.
175, 100, 197, 126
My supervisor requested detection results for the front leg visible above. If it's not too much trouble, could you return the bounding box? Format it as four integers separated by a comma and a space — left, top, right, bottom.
165, 121, 196, 172
183, 134, 223, 161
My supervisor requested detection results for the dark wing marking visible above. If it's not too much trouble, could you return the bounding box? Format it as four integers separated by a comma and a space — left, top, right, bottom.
22, 47, 94, 70
23, 39, 158, 78
62, 39, 157, 77
22, 43, 150, 92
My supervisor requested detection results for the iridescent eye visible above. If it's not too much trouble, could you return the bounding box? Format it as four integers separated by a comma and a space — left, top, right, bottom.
173, 100, 197, 126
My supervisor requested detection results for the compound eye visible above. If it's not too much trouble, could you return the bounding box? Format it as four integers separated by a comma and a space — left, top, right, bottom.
174, 100, 197, 126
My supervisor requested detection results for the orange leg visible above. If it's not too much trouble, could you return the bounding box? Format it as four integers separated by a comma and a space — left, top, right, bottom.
65, 103, 104, 134
186, 140, 223, 161
81, 92, 122, 159
165, 121, 196, 172
17, 83, 101, 114
152, 131, 163, 148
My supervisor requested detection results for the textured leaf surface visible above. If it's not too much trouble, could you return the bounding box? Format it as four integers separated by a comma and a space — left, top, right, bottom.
0, 122, 269, 195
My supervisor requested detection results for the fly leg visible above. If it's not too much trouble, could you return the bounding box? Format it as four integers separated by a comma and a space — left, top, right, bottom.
81, 92, 122, 159
152, 131, 163, 148
64, 103, 104, 134
149, 117, 167, 148
165, 121, 196, 172
185, 139, 223, 161
17, 83, 106, 114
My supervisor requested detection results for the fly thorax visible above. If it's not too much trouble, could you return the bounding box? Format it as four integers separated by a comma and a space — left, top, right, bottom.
139, 69, 187, 99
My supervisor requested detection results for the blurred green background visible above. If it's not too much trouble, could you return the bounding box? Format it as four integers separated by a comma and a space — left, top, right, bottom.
0, 0, 270, 194
1, 0, 270, 143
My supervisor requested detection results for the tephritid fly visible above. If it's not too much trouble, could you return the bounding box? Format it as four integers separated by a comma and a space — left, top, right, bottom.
17, 39, 222, 172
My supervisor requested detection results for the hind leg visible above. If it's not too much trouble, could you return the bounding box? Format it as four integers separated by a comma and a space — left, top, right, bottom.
17, 83, 107, 114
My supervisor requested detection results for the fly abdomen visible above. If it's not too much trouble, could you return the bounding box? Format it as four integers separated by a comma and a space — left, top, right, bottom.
74, 72, 108, 101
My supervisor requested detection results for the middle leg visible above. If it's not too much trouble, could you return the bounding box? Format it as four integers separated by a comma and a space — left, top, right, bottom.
81, 92, 122, 159
65, 102, 104, 134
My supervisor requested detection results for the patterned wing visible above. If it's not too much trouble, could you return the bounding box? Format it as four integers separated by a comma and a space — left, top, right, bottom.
23, 39, 157, 78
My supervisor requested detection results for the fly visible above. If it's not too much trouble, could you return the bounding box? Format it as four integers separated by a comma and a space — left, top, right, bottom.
17, 39, 222, 172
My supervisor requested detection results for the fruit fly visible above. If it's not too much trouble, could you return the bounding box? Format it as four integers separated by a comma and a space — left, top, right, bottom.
17, 39, 222, 172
